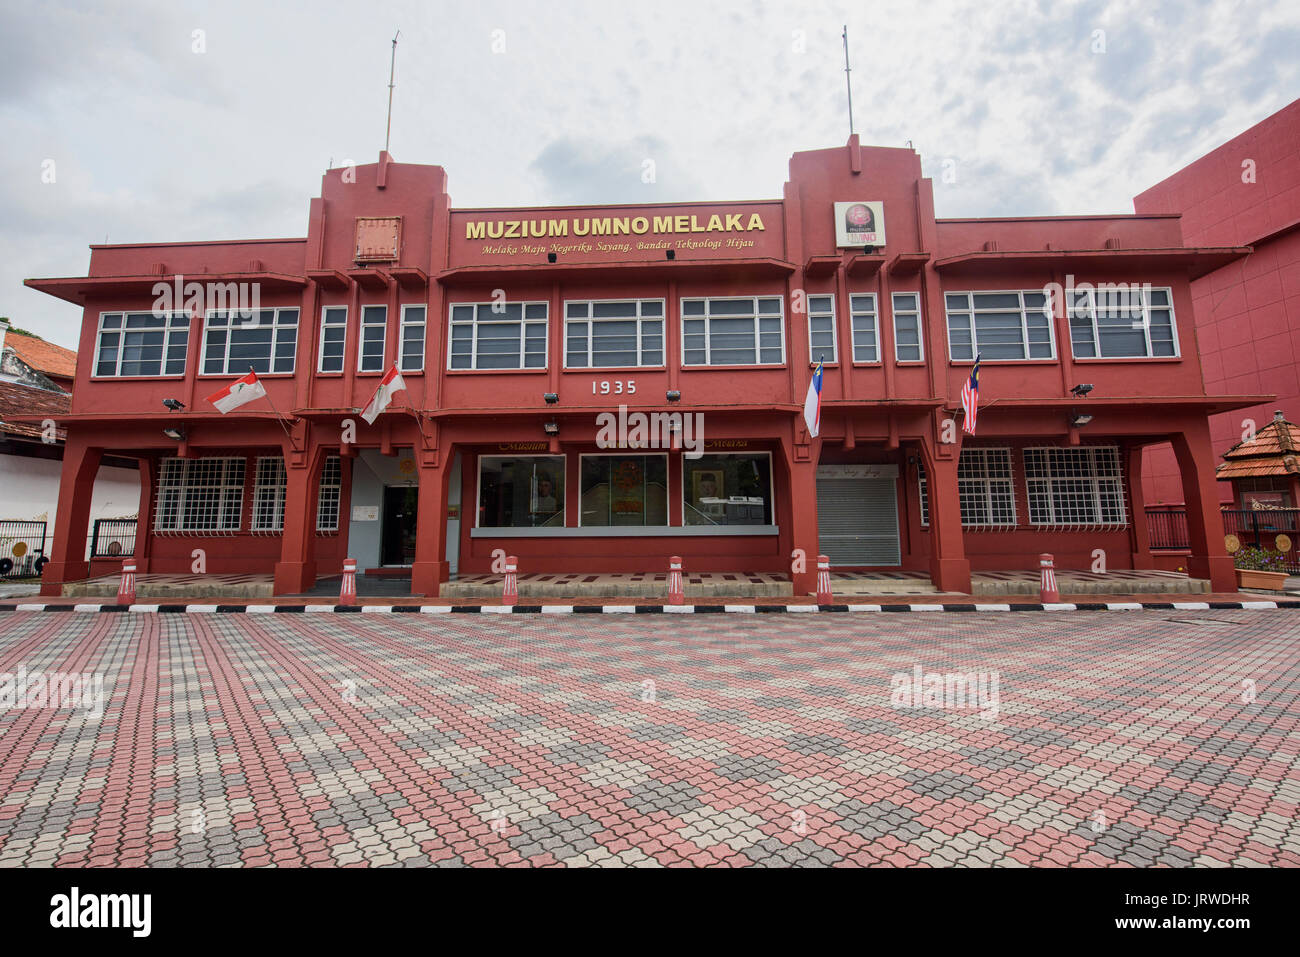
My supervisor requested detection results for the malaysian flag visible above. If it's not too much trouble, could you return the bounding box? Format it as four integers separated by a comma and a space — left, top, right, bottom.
961, 355, 981, 434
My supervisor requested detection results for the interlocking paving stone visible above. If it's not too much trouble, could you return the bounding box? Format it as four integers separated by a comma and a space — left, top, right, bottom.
0, 609, 1297, 867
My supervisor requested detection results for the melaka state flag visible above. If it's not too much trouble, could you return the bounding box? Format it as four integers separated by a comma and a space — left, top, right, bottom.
205, 370, 266, 414
361, 364, 407, 424
802, 360, 824, 438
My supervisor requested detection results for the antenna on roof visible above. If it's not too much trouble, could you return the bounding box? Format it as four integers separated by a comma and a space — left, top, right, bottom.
384, 31, 400, 154
842, 25, 855, 138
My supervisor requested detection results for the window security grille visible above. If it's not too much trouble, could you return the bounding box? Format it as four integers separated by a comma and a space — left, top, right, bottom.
1024, 446, 1127, 528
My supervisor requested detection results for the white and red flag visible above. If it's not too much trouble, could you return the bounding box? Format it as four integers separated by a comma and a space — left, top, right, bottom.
361, 364, 407, 424
205, 370, 266, 414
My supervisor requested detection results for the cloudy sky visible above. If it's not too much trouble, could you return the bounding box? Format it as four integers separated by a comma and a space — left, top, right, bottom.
2, 0, 1297, 349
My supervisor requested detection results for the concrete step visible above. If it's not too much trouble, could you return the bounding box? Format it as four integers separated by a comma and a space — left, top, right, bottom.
63, 577, 274, 599
441, 577, 793, 599
972, 574, 1210, 595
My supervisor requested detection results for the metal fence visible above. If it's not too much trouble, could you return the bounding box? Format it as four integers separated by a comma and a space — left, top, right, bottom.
0, 520, 50, 578
1147, 506, 1300, 571
89, 518, 138, 559
1145, 506, 1191, 550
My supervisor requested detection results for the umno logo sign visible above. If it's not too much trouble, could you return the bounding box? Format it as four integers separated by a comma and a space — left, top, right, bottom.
834, 201, 885, 248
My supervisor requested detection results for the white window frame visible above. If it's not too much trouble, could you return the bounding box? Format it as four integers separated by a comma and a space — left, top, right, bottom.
944, 290, 1057, 362
475, 454, 566, 527
318, 305, 347, 373
201, 307, 300, 376
916, 451, 1017, 529
93, 310, 191, 379
251, 456, 287, 532
956, 447, 1018, 529
577, 452, 671, 527
398, 304, 427, 372
358, 304, 388, 373
1068, 285, 1180, 360
154, 457, 246, 533
891, 291, 924, 363
806, 294, 837, 365
448, 301, 550, 371
679, 450, 775, 527
563, 299, 666, 369
316, 455, 343, 532
680, 296, 786, 368
849, 293, 881, 363
1023, 446, 1128, 527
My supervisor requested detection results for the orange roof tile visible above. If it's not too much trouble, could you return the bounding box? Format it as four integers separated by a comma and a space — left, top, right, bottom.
5, 331, 76, 380
1217, 412, 1300, 478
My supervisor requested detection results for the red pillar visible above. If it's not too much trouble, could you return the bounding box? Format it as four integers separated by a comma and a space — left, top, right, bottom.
274, 445, 325, 595
132, 455, 155, 573
1171, 421, 1235, 592
1127, 445, 1154, 570
784, 449, 820, 597
41, 436, 102, 597
411, 453, 451, 596
920, 439, 971, 594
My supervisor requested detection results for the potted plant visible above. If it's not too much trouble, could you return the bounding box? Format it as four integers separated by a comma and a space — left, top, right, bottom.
1233, 546, 1290, 591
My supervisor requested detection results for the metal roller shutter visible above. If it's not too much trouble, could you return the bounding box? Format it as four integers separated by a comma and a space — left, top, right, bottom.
816, 472, 901, 566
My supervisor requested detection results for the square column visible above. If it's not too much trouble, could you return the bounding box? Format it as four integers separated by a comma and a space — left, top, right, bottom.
40, 437, 102, 597
411, 455, 452, 596
920, 441, 971, 594
274, 446, 326, 595
1171, 421, 1235, 592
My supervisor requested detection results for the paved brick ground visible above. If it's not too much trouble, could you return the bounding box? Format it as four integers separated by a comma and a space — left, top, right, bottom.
0, 609, 1297, 867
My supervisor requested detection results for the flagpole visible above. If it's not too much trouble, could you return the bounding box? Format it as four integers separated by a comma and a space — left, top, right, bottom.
252, 365, 296, 442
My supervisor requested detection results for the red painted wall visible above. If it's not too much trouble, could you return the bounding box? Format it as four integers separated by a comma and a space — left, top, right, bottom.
1136, 98, 1300, 504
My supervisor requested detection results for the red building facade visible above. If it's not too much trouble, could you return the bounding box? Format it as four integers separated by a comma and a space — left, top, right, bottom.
1137, 97, 1300, 507
26, 138, 1260, 597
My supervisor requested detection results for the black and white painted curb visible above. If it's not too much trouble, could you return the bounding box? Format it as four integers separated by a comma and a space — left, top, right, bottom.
1, 600, 1296, 615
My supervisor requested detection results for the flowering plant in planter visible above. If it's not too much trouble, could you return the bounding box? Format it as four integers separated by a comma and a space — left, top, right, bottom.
1232, 546, 1288, 571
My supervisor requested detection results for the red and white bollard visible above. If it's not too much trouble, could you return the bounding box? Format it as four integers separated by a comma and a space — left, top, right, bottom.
1039, 553, 1059, 603
116, 559, 136, 605
668, 556, 684, 605
502, 555, 518, 607
339, 558, 358, 606
816, 555, 833, 604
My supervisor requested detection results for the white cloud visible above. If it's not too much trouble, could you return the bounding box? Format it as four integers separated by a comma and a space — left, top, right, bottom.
1, 0, 1297, 348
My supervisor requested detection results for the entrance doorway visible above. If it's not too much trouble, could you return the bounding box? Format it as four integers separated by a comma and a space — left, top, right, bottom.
381, 486, 418, 566
816, 464, 901, 565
